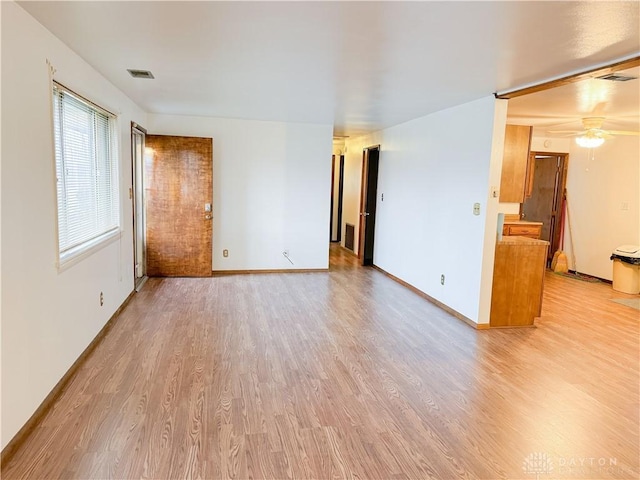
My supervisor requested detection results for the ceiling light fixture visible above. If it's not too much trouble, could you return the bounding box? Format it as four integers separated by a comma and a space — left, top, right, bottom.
575, 131, 605, 148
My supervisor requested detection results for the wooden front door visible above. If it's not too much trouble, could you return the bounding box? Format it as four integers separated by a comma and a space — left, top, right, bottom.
145, 135, 213, 277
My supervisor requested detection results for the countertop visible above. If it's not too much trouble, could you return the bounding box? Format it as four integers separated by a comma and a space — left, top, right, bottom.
503, 220, 543, 226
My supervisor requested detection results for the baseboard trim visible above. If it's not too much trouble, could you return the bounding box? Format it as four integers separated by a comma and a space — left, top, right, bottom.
371, 265, 489, 330
565, 269, 612, 284
213, 268, 329, 276
0, 289, 136, 468
490, 324, 537, 329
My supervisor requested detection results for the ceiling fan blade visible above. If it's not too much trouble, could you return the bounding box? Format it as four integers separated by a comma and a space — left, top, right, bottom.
582, 117, 605, 130
605, 130, 640, 136
547, 130, 583, 134
591, 102, 608, 116
546, 132, 581, 138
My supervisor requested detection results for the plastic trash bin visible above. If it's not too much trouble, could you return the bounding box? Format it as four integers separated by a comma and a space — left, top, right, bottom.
610, 245, 640, 294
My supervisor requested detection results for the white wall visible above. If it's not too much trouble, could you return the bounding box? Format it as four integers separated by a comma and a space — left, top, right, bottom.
343, 97, 507, 324
1, 2, 147, 448
331, 139, 345, 241
0, 5, 4, 443
146, 114, 333, 271
330, 155, 341, 242
532, 135, 640, 280
342, 142, 368, 252
530, 136, 572, 154
479, 100, 510, 324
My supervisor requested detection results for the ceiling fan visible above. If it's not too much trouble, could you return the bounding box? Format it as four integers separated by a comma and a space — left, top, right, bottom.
548, 117, 640, 148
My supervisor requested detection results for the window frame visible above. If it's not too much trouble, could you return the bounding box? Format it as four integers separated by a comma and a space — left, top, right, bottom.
51, 81, 122, 271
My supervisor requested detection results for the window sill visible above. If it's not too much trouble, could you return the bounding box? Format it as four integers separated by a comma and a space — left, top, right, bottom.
57, 229, 122, 273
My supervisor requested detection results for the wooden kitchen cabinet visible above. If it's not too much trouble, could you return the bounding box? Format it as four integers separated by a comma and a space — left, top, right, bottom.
502, 221, 542, 239
499, 124, 532, 203
490, 236, 549, 327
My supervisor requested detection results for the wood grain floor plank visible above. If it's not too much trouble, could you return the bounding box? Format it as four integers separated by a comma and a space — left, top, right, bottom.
2, 245, 638, 479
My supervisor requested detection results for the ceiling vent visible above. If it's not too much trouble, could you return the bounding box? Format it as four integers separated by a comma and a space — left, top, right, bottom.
127, 69, 155, 79
596, 73, 637, 82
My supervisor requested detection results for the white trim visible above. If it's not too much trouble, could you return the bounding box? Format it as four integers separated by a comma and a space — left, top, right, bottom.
53, 80, 116, 117
47, 61, 62, 274
57, 228, 122, 272
135, 276, 149, 292
51, 76, 122, 272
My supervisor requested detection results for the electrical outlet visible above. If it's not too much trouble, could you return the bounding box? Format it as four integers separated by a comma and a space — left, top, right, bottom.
100, 292, 104, 306
440, 274, 445, 285
473, 203, 481, 215
223, 249, 229, 258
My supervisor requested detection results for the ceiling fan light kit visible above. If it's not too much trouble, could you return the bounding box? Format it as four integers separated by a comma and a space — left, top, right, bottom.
574, 117, 606, 148
548, 116, 639, 148
575, 133, 605, 148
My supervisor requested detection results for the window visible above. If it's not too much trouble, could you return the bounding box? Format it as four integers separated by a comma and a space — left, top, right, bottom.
52, 82, 120, 266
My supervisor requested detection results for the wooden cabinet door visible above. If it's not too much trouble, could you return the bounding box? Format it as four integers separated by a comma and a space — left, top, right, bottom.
490, 241, 548, 327
145, 135, 213, 277
499, 125, 532, 203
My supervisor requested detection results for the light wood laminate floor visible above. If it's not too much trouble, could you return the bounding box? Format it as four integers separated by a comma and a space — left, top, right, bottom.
3, 245, 639, 479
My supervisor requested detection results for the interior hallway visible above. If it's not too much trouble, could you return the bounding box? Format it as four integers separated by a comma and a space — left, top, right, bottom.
2, 244, 638, 479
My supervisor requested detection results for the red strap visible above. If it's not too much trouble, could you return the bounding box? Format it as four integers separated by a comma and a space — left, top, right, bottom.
559, 197, 566, 250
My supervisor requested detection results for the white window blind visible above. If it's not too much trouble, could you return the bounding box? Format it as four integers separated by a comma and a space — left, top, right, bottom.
52, 82, 120, 263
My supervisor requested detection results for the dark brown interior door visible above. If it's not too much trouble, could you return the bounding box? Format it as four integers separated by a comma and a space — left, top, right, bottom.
522, 153, 568, 259
358, 147, 380, 266
145, 135, 213, 277
330, 154, 335, 241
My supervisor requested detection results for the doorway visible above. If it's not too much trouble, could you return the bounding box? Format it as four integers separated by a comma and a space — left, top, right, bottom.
358, 146, 380, 266
521, 152, 569, 260
145, 135, 213, 277
131, 123, 147, 290
330, 154, 345, 242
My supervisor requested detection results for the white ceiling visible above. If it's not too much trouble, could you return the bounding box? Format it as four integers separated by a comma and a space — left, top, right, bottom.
508, 66, 640, 134
18, 1, 640, 137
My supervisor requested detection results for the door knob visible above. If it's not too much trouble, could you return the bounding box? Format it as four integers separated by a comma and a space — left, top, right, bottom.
205, 214, 212, 220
